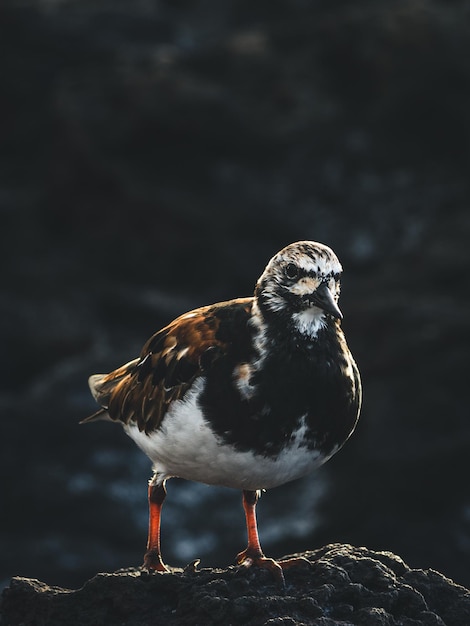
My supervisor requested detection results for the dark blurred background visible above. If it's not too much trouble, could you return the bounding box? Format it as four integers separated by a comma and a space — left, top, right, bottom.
1, 0, 470, 591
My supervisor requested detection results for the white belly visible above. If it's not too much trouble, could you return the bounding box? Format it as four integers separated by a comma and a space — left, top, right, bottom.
124, 378, 333, 490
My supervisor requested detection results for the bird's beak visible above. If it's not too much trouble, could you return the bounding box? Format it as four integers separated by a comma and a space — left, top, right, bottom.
310, 282, 343, 320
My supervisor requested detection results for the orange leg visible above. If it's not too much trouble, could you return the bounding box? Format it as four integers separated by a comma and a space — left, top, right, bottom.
236, 490, 310, 585
236, 490, 285, 583
143, 479, 169, 572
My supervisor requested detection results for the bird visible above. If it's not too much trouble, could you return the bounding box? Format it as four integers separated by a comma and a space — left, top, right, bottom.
83, 240, 361, 583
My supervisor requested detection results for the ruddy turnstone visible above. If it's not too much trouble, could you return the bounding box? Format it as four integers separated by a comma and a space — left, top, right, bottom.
83, 241, 361, 583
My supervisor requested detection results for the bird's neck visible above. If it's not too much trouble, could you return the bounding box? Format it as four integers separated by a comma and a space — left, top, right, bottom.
250, 298, 338, 356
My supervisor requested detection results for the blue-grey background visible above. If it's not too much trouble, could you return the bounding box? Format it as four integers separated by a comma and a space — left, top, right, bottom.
1, 0, 470, 590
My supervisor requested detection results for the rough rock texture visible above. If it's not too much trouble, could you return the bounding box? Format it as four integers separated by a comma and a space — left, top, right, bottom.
2, 545, 469, 626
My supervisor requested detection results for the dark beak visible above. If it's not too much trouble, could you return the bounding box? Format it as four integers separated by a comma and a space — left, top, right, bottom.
310, 282, 343, 320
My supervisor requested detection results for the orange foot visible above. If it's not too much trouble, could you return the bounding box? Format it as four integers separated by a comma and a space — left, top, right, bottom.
236, 549, 310, 585
143, 548, 170, 572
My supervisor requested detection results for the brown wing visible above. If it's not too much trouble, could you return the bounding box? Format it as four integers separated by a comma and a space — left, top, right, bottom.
86, 297, 253, 434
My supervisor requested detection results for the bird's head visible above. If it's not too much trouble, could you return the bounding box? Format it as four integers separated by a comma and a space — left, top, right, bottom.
254, 241, 343, 338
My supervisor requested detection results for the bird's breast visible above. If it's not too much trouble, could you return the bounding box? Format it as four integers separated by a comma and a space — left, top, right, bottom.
124, 377, 334, 490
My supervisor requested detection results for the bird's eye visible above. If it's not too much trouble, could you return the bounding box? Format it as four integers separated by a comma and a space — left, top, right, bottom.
284, 263, 299, 280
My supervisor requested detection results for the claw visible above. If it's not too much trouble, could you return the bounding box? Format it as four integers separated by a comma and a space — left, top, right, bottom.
237, 549, 310, 585
184, 558, 201, 573
277, 555, 311, 570
143, 548, 169, 572
237, 549, 286, 585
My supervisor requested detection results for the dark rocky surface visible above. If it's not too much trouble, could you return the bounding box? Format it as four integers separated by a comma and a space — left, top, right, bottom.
2, 544, 470, 626
1, 0, 470, 595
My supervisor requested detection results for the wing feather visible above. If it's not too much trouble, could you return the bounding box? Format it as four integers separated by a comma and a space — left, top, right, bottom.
85, 298, 253, 434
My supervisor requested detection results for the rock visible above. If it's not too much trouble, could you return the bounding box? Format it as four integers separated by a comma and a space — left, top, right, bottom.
1, 544, 469, 626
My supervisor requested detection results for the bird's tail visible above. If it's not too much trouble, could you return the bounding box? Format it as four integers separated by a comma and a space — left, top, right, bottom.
80, 358, 140, 424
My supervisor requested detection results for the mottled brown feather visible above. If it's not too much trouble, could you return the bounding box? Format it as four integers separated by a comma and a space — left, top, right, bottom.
94, 298, 252, 434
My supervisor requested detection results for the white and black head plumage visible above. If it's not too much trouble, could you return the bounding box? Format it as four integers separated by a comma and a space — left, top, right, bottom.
254, 241, 343, 338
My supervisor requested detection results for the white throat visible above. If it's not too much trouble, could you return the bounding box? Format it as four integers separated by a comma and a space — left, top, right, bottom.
292, 307, 327, 338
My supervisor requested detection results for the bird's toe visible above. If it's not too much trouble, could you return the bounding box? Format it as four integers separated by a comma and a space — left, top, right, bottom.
236, 549, 286, 586
143, 549, 170, 572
